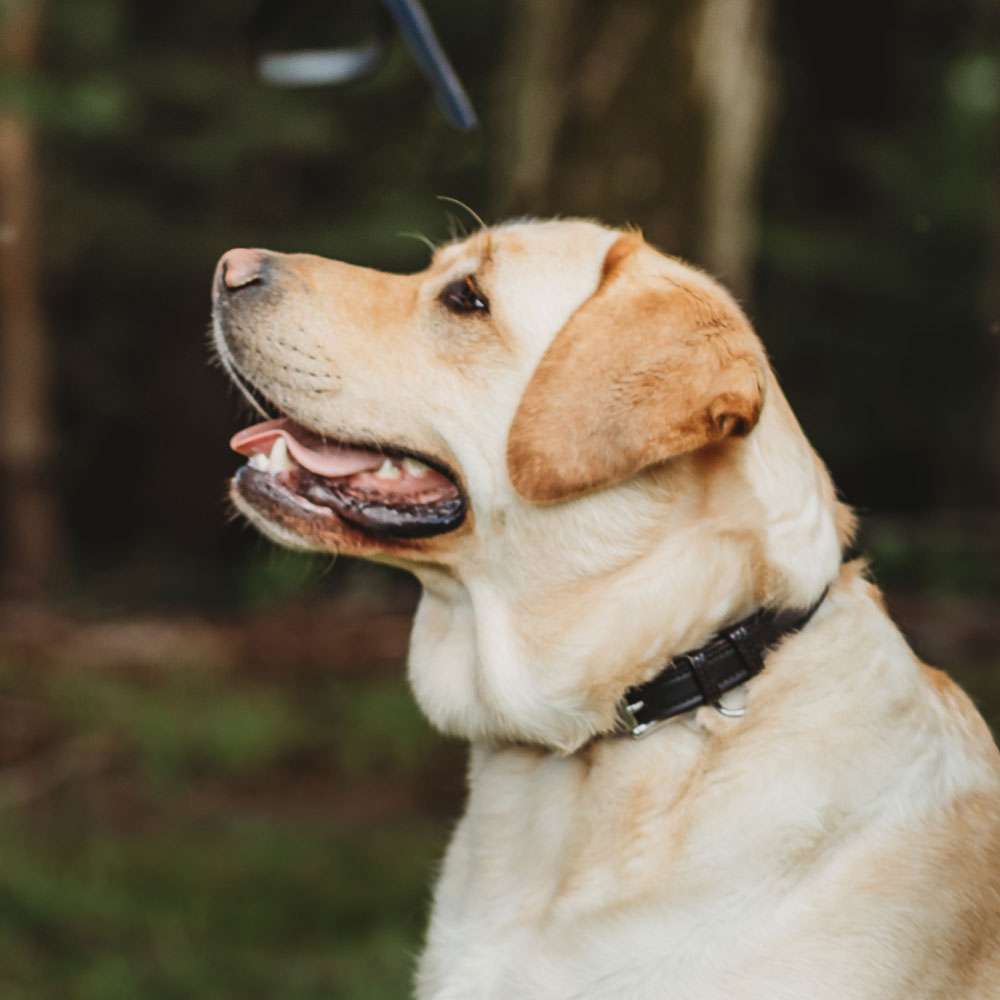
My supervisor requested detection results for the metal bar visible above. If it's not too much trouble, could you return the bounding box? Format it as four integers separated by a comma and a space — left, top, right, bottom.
382, 0, 478, 130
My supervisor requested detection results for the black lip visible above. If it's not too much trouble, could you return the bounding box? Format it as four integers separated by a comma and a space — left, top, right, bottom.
297, 471, 466, 538
235, 465, 467, 540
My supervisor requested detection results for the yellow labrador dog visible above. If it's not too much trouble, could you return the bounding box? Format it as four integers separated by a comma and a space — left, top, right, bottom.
212, 220, 1000, 999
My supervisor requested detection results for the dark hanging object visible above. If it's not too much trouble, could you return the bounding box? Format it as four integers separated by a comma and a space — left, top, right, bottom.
254, 0, 478, 130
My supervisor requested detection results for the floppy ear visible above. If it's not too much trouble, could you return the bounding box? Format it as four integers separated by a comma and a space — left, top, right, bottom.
506, 234, 765, 503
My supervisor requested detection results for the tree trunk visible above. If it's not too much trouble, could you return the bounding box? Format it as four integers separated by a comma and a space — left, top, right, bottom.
496, 0, 581, 212
692, 0, 774, 298
0, 0, 60, 600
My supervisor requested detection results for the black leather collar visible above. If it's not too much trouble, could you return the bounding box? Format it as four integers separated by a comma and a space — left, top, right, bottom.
616, 588, 829, 737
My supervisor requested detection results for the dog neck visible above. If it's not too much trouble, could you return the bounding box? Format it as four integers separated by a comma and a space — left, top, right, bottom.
407, 378, 845, 753
439, 567, 941, 909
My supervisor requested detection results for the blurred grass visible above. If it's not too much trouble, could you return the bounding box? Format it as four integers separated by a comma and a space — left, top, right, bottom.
0, 819, 440, 1000
0, 660, 456, 999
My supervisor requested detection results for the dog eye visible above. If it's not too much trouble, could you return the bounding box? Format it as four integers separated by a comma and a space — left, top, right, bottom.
440, 276, 490, 315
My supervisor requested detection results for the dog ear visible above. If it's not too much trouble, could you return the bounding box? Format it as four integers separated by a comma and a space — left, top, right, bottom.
506, 234, 765, 503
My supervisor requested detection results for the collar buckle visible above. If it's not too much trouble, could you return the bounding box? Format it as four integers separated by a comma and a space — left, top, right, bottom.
616, 696, 662, 739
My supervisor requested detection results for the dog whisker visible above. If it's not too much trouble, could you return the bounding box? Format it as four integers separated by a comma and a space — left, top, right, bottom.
445, 212, 465, 242
397, 230, 438, 256
210, 320, 271, 419
437, 195, 488, 231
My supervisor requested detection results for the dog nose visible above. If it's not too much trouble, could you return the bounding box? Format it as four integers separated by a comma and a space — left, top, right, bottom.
218, 248, 268, 292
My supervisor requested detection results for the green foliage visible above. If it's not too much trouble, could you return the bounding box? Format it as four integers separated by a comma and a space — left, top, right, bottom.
760, 1, 998, 513
239, 548, 333, 609
0, 660, 451, 998
0, 816, 440, 999
49, 670, 306, 781
332, 680, 441, 777
866, 522, 1000, 598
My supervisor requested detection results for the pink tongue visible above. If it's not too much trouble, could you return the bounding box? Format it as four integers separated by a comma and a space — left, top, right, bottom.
229, 418, 385, 477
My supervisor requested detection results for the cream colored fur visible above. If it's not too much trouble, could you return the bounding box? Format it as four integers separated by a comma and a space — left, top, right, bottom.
215, 219, 1000, 999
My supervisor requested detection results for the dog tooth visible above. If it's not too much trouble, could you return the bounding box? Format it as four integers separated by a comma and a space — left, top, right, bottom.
268, 436, 295, 474
402, 458, 429, 478
249, 453, 269, 471
375, 459, 401, 480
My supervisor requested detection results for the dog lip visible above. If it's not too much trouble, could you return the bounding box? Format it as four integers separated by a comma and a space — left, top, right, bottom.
297, 470, 467, 538
234, 464, 468, 541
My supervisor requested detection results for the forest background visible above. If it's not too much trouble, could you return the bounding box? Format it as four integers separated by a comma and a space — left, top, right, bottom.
0, 1, 997, 996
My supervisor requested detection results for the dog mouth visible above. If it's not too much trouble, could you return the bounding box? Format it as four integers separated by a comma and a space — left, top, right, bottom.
230, 417, 466, 539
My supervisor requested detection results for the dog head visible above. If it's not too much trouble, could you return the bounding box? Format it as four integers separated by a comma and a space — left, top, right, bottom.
213, 219, 847, 749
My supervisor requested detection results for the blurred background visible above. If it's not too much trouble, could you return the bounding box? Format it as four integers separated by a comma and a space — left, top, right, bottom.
0, 0, 997, 995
